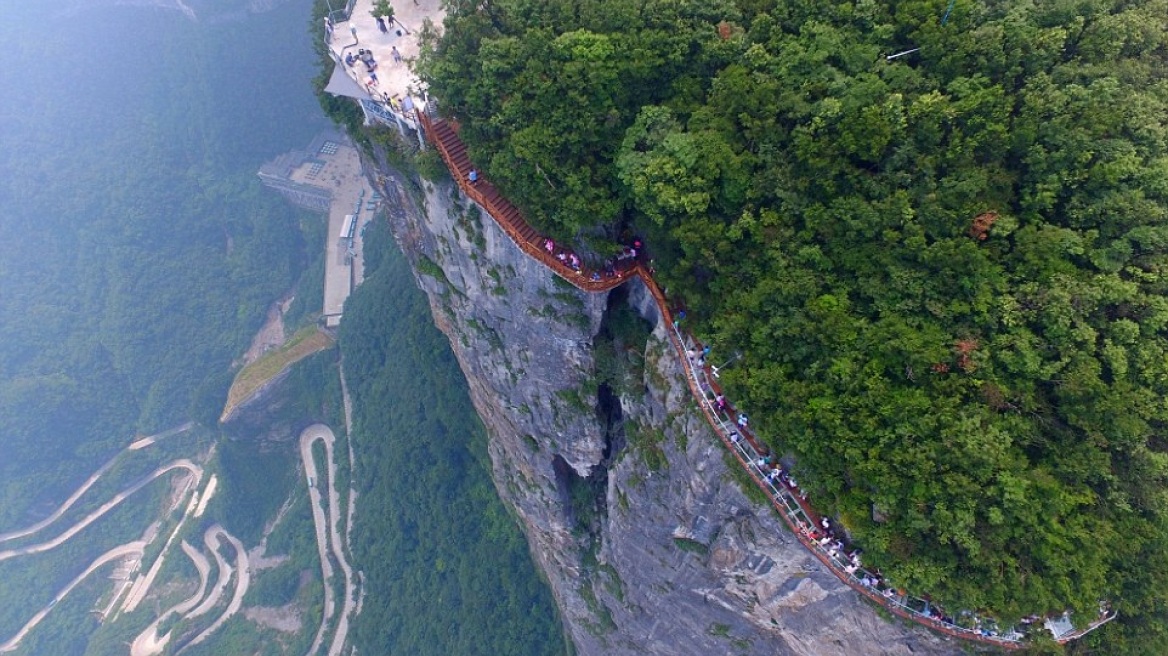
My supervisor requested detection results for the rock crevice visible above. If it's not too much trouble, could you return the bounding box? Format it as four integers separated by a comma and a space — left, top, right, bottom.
374, 161, 962, 655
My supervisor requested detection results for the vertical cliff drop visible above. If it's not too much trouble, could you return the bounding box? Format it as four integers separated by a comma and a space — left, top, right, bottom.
367, 157, 963, 655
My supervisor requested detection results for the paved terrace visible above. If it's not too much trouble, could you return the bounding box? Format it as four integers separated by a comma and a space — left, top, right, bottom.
323, 0, 443, 130
258, 132, 373, 327
305, 139, 369, 327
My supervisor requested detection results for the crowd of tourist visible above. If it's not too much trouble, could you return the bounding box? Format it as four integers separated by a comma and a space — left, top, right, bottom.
540, 238, 639, 283
677, 330, 1027, 643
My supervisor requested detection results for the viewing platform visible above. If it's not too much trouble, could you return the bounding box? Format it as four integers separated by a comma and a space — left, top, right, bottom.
321, 0, 441, 140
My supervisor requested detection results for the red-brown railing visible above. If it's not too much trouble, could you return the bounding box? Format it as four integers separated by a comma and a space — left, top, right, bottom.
413, 109, 1115, 648
419, 111, 637, 292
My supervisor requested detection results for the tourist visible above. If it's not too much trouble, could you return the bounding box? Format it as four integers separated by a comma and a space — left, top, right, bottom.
392, 45, 402, 63
468, 169, 478, 184
737, 413, 748, 428
358, 49, 376, 71
376, 16, 388, 33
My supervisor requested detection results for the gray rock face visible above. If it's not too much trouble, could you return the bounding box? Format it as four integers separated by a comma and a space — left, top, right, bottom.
375, 166, 965, 656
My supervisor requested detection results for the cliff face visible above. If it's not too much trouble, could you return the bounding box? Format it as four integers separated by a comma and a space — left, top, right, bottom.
375, 164, 964, 656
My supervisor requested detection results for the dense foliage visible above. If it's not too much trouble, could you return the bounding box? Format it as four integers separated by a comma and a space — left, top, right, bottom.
340, 220, 567, 655
422, 0, 1168, 644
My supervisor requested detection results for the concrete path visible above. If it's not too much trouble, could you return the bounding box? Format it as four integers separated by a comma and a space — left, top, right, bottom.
0, 460, 201, 562
300, 424, 358, 656
340, 363, 359, 556
0, 422, 192, 543
0, 541, 146, 652
320, 144, 370, 327
129, 540, 212, 656
121, 467, 207, 613
186, 528, 231, 622
128, 421, 195, 451
177, 526, 250, 653
0, 456, 119, 544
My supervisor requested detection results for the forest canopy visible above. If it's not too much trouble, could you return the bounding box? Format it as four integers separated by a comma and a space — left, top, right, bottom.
420, 0, 1168, 646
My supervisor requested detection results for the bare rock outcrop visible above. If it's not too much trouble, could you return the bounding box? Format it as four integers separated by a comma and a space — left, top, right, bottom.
374, 162, 966, 655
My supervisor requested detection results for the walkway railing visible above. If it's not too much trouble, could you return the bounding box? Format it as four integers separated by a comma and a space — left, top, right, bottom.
665, 325, 1033, 647
327, 0, 357, 26
418, 111, 639, 292
411, 111, 1117, 648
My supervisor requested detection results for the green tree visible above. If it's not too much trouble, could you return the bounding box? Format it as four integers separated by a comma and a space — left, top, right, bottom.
423, 0, 1168, 648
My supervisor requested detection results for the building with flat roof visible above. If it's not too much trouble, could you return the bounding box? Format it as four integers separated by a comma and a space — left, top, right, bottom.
259, 130, 373, 329
257, 130, 353, 212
